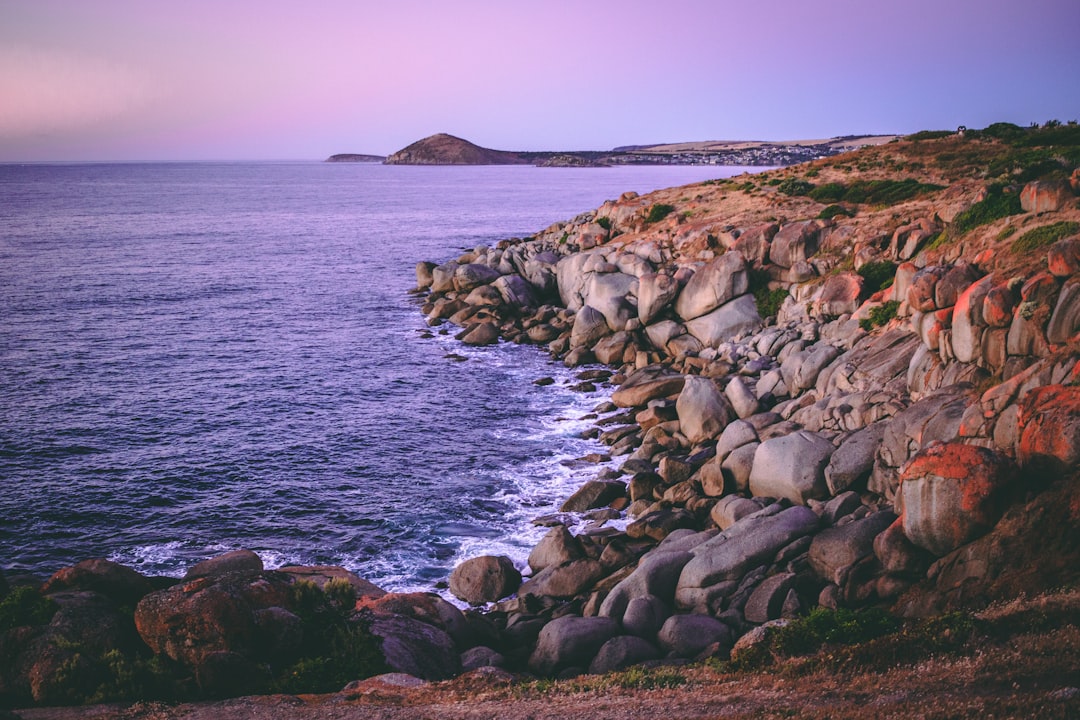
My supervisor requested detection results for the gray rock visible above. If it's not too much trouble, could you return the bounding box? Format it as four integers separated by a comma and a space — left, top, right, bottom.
808, 511, 896, 585
749, 431, 836, 505
493, 274, 537, 309
570, 305, 611, 348
621, 594, 670, 638
715, 419, 760, 459
460, 646, 505, 671
529, 526, 584, 573
599, 550, 695, 622
821, 491, 863, 526
588, 636, 662, 674
743, 572, 797, 624
657, 614, 733, 658
769, 221, 820, 268
725, 377, 760, 419
611, 367, 686, 408
519, 559, 604, 600
430, 261, 460, 293
676, 376, 735, 444
676, 506, 819, 611
528, 616, 620, 676
415, 261, 436, 289
722, 442, 759, 494
825, 421, 887, 495
638, 273, 680, 326
370, 615, 461, 680
675, 252, 749, 321
560, 480, 626, 512
1047, 278, 1080, 344
645, 319, 685, 352
684, 294, 762, 348
184, 549, 263, 580
583, 272, 637, 331
454, 263, 501, 292
709, 495, 761, 531
449, 555, 521, 605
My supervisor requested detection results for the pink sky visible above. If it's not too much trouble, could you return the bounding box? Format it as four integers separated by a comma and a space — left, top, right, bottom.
1, 0, 1077, 161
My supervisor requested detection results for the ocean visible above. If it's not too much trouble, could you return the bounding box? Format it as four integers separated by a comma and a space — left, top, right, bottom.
0, 161, 750, 595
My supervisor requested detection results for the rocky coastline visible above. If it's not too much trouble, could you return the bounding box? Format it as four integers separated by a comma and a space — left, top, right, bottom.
4, 123, 1080, 714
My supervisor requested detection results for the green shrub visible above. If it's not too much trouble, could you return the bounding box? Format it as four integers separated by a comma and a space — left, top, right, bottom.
644, 203, 676, 224
859, 300, 901, 331
857, 260, 896, 293
776, 178, 815, 196
806, 179, 942, 206
950, 185, 1024, 235
595, 216, 612, 230
807, 183, 847, 203
804, 167, 820, 178
749, 267, 787, 319
906, 130, 953, 141
765, 178, 782, 186
817, 204, 853, 220
1011, 221, 1080, 254
0, 586, 58, 631
274, 620, 385, 694
771, 607, 901, 657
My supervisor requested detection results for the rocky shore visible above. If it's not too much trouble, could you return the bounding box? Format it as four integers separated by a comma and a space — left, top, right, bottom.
3, 123, 1080, 714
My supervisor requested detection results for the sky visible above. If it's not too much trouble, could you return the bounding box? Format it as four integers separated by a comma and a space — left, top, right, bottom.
1, 0, 1078, 161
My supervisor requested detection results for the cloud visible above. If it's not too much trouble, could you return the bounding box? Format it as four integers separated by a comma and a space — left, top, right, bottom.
0, 45, 154, 138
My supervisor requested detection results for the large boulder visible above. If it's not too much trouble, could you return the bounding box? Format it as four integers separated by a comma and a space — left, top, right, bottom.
674, 252, 749, 321
683, 294, 762, 347
184, 549, 264, 580
453, 263, 501, 292
519, 559, 604, 599
611, 367, 686, 408
528, 526, 584, 573
277, 565, 386, 599
599, 550, 695, 622
769, 221, 820, 268
369, 614, 461, 680
951, 275, 993, 363
588, 636, 662, 674
676, 376, 735, 444
448, 556, 521, 605
40, 558, 155, 607
743, 572, 798, 624
1047, 279, 1080, 344
825, 421, 888, 495
560, 480, 626, 512
808, 511, 897, 585
676, 506, 820, 611
583, 272, 637, 331
815, 272, 864, 317
1017, 384, 1080, 477
637, 273, 680, 325
749, 431, 836, 505
657, 614, 733, 658
493, 274, 538, 308
899, 443, 1018, 556
570, 305, 610, 348
528, 616, 620, 676
1020, 179, 1073, 213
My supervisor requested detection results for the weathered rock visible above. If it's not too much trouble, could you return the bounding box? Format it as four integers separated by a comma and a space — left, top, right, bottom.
935, 262, 981, 310
1048, 237, 1080, 277
41, 558, 154, 607
430, 261, 460, 294
449, 556, 521, 605
709, 496, 761, 531
621, 594, 669, 638
570, 305, 610, 348
816, 272, 864, 317
675, 252, 749, 321
743, 573, 797, 624
951, 275, 993, 363
1017, 384, 1080, 477
519, 559, 603, 600
588, 636, 662, 674
825, 421, 887, 495
460, 322, 500, 346
600, 550, 694, 621
415, 261, 436, 289
721, 442, 759, 494
184, 550, 264, 580
731, 223, 779, 266
370, 614, 461, 681
560, 480, 626, 512
808, 511, 896, 585
583, 272, 637, 331
454, 263, 501, 292
657, 614, 733, 658
460, 646, 506, 671
676, 376, 735, 444
529, 526, 584, 573
769, 221, 820, 268
683, 294, 762, 347
725, 376, 760, 419
1047, 279, 1080, 344
1020, 179, 1073, 213
900, 443, 1018, 556
983, 283, 1017, 328
626, 508, 696, 542
749, 431, 836, 505
493, 274, 537, 308
611, 368, 686, 408
638, 273, 680, 325
593, 331, 631, 365
676, 506, 820, 611
528, 615, 620, 676
278, 566, 387, 599
715, 419, 760, 458
873, 517, 932, 577
908, 266, 947, 312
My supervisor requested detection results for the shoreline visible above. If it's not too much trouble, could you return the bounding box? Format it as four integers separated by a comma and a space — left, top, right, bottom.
4, 128, 1080, 710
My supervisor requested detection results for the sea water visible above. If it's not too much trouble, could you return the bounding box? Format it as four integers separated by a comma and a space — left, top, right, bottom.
0, 161, 751, 593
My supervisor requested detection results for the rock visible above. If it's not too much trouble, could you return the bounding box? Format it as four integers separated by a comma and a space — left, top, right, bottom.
528, 616, 620, 676
821, 491, 863, 525
676, 376, 735, 444
908, 266, 946, 312
599, 551, 695, 622
583, 272, 637, 331
674, 252, 749, 321
493, 274, 537, 308
453, 263, 501, 292
1047, 279, 1080, 344
731, 223, 779, 265
749, 431, 836, 505
415, 261, 436, 289
935, 262, 981, 310
588, 636, 662, 674
621, 594, 669, 638
683, 294, 762, 347
1048, 237, 1080, 277
638, 273, 680, 325
816, 272, 864, 317
873, 517, 932, 577
430, 261, 459, 293
983, 283, 1017, 327
725, 376, 760, 419
449, 556, 521, 605
825, 421, 887, 495
743, 573, 797, 624
40, 558, 155, 607
657, 614, 733, 658
721, 442, 759, 494
465, 284, 504, 307
593, 331, 631, 364
899, 443, 1018, 556
460, 322, 500, 346
611, 368, 686, 408
184, 549, 264, 580
780, 342, 840, 396
676, 506, 820, 611
560, 480, 626, 512
1017, 384, 1080, 477
769, 221, 820, 268
529, 526, 584, 573
645, 319, 685, 352
461, 646, 506, 671
626, 508, 696, 542
345, 672, 430, 694
370, 614, 461, 680
520, 559, 604, 599
808, 511, 896, 585
715, 419, 760, 458
570, 305, 610, 348
1020, 179, 1073, 213
659, 455, 696, 486
951, 275, 993, 363
278, 566, 387, 599
709, 496, 761, 531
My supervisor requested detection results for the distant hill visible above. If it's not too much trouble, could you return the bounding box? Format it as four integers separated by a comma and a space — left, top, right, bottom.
383, 133, 529, 165
325, 153, 386, 163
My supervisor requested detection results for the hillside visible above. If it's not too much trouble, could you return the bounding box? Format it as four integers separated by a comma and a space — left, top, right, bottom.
325, 153, 386, 163
383, 133, 530, 165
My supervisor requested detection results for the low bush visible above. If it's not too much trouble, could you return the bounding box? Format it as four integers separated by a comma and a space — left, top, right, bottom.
776, 178, 814, 196
906, 129, 953, 141
857, 260, 896, 293
0, 586, 57, 631
749, 267, 787, 319
950, 184, 1024, 235
817, 204, 853, 220
644, 204, 676, 224
859, 300, 901, 331
807, 179, 943, 206
595, 216, 612, 230
1010, 221, 1080, 254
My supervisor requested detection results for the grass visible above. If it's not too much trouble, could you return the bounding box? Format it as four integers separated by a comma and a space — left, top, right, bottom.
515, 667, 687, 697
859, 300, 901, 331
950, 184, 1024, 235
749, 267, 787, 319
1010, 221, 1080, 254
